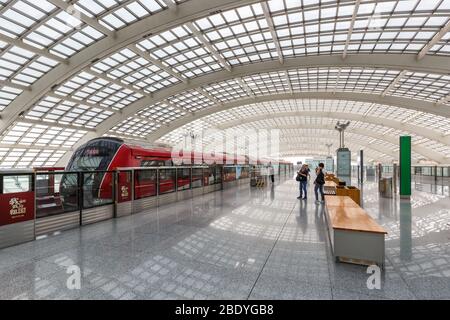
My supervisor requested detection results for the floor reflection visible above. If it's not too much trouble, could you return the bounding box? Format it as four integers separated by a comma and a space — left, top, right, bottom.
0, 177, 449, 300
399, 200, 412, 262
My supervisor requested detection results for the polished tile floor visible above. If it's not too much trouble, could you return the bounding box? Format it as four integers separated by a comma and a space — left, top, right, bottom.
0, 177, 449, 300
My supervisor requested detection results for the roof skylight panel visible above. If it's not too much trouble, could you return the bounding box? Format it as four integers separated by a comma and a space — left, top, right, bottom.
24, 11, 82, 47
193, 3, 278, 66
137, 25, 222, 79
168, 89, 215, 112
393, 72, 450, 102
91, 48, 180, 92
203, 79, 249, 103
55, 71, 143, 110
24, 95, 114, 127
0, 0, 57, 39
0, 122, 85, 151
242, 71, 289, 95
138, 102, 185, 124
110, 116, 161, 137
410, 113, 450, 133
97, 0, 166, 31
338, 0, 450, 56
0, 85, 22, 111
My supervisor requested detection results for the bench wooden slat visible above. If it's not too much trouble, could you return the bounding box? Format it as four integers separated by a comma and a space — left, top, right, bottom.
324, 195, 358, 207
324, 181, 337, 187
325, 196, 387, 234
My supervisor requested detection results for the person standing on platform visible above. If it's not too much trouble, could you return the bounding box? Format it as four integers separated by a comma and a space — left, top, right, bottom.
314, 163, 325, 204
269, 162, 275, 184
297, 164, 309, 200
305, 164, 311, 184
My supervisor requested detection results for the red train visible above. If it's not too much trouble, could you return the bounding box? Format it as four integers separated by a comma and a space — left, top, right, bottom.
59, 137, 291, 208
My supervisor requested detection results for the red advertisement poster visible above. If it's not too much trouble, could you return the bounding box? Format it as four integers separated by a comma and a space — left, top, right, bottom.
0, 192, 35, 227
118, 181, 132, 203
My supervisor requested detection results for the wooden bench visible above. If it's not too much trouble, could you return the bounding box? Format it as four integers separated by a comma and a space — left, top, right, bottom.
335, 186, 361, 206
324, 195, 387, 268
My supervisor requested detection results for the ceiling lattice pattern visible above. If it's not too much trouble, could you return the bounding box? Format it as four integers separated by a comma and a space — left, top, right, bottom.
0, 0, 448, 167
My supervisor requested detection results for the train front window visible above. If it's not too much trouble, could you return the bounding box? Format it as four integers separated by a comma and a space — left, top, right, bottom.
67, 139, 122, 171
71, 156, 103, 171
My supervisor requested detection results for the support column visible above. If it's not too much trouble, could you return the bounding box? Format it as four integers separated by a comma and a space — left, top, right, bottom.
393, 163, 398, 194
400, 136, 412, 199
359, 150, 364, 185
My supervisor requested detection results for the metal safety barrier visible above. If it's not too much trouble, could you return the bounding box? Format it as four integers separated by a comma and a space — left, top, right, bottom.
0, 163, 295, 249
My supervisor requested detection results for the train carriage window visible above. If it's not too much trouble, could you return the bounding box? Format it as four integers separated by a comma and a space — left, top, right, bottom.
141, 160, 167, 167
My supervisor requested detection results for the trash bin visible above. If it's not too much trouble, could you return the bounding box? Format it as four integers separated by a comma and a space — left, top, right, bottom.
379, 177, 393, 198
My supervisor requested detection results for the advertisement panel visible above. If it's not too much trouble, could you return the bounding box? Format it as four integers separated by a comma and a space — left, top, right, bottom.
0, 192, 35, 227
117, 172, 132, 203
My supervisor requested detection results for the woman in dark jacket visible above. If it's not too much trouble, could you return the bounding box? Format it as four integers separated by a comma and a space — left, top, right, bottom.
314, 163, 325, 204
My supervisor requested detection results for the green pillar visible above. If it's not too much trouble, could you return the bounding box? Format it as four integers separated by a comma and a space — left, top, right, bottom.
400, 136, 411, 198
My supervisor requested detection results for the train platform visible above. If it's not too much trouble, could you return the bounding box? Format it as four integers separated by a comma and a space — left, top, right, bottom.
0, 178, 448, 300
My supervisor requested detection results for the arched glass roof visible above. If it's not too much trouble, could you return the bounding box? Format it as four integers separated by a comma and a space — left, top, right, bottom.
0, 0, 449, 168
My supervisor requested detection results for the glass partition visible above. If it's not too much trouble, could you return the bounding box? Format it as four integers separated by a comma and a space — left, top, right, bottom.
223, 166, 236, 182
192, 168, 203, 188
159, 168, 176, 194
214, 166, 222, 185
422, 167, 432, 176
134, 169, 157, 199
82, 171, 114, 208
2, 175, 32, 194
203, 167, 214, 186
177, 167, 191, 191
37, 172, 79, 218
240, 166, 250, 179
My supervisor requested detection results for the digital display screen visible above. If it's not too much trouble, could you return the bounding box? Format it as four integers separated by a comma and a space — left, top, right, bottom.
85, 148, 100, 156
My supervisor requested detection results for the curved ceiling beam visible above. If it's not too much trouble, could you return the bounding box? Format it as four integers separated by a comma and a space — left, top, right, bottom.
214, 111, 450, 148
272, 134, 395, 160
3, 53, 449, 138
149, 95, 450, 145
277, 149, 379, 162
195, 126, 410, 161
206, 121, 397, 152
56, 92, 450, 166
279, 150, 383, 162
276, 125, 443, 163
0, 0, 261, 132
4, 52, 448, 146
